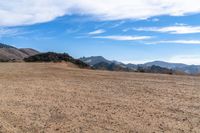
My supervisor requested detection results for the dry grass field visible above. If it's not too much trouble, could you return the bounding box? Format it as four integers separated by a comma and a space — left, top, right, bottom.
0, 63, 200, 133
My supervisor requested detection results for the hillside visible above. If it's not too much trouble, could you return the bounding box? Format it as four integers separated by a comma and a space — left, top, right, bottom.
19, 48, 39, 56
24, 52, 90, 68
0, 43, 39, 62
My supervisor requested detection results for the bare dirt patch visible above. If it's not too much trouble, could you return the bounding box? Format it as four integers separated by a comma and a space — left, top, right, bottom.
0, 63, 200, 133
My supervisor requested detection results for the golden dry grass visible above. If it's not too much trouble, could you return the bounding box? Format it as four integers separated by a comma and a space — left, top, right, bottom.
0, 63, 200, 133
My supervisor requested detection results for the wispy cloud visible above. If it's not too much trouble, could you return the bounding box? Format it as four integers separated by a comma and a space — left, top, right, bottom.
110, 21, 125, 28
1, 0, 200, 26
151, 18, 159, 22
88, 29, 105, 35
0, 27, 26, 38
94, 35, 152, 41
149, 40, 200, 45
135, 25, 200, 34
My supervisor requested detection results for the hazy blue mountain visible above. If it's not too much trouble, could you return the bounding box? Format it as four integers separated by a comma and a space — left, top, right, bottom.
137, 65, 174, 75
81, 56, 200, 75
80, 56, 111, 66
93, 62, 131, 71
174, 65, 200, 75
144, 61, 187, 69
144, 61, 200, 74
126, 63, 138, 71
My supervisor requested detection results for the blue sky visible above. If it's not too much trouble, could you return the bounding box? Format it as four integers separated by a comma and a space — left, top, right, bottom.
0, 0, 200, 64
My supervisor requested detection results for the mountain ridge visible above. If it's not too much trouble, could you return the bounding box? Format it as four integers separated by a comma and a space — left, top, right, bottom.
80, 56, 200, 75
1, 43, 199, 74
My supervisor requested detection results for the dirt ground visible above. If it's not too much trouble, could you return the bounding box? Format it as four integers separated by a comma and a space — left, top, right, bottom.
0, 63, 200, 133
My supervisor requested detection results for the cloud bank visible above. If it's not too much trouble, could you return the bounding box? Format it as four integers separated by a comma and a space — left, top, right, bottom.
1, 0, 200, 26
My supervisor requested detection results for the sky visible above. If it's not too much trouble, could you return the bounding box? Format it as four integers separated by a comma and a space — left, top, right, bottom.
0, 0, 200, 65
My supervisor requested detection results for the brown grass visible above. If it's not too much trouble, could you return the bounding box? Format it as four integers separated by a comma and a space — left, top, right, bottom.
0, 63, 200, 133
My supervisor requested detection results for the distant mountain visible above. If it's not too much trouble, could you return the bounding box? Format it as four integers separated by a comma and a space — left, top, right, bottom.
80, 56, 132, 71
24, 52, 90, 68
93, 62, 131, 72
137, 65, 173, 75
126, 63, 138, 71
80, 56, 200, 75
80, 56, 127, 67
144, 61, 187, 69
80, 56, 111, 66
144, 61, 200, 75
0, 43, 39, 62
80, 56, 176, 74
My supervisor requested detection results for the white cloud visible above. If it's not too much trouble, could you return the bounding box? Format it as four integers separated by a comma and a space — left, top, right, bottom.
169, 55, 200, 65
88, 29, 105, 35
165, 40, 200, 44
94, 35, 152, 41
151, 40, 200, 45
0, 1, 65, 26
1, 0, 200, 26
136, 25, 200, 34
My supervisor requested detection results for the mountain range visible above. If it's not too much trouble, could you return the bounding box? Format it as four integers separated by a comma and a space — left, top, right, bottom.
80, 56, 200, 75
143, 61, 200, 75
1, 43, 199, 75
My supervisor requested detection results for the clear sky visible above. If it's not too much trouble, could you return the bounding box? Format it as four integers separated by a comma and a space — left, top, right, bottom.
0, 0, 200, 65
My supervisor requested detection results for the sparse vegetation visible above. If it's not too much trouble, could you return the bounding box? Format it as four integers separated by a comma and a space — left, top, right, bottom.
24, 52, 90, 68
